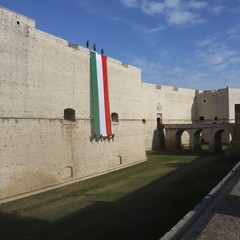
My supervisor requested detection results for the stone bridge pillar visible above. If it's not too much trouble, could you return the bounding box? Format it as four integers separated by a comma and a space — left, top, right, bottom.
165, 129, 178, 150
206, 129, 216, 152
165, 128, 203, 152
188, 129, 202, 152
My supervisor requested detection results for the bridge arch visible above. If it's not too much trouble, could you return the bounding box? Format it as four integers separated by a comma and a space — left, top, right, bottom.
165, 123, 233, 152
176, 129, 190, 150
206, 128, 232, 152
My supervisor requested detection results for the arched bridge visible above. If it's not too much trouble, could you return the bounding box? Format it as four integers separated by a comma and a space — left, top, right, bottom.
162, 123, 234, 152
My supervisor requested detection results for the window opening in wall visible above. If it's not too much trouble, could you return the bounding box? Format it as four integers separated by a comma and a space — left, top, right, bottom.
199, 116, 205, 121
157, 117, 162, 127
215, 116, 218, 120
111, 112, 119, 123
17, 21, 20, 25
142, 119, 146, 124
203, 99, 206, 103
64, 108, 76, 122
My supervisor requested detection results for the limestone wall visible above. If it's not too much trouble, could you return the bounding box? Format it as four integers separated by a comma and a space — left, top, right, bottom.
196, 88, 229, 123
141, 83, 196, 150
228, 88, 240, 123
0, 7, 146, 200
196, 88, 237, 143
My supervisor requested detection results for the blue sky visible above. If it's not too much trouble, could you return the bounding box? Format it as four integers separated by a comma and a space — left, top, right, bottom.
1, 0, 240, 90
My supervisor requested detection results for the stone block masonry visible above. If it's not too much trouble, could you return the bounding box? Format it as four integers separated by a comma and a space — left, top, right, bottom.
0, 7, 146, 201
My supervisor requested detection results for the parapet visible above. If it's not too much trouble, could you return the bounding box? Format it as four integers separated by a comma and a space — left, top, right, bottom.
155, 84, 197, 94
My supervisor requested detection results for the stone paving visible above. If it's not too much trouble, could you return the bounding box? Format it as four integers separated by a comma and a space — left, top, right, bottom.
161, 160, 240, 240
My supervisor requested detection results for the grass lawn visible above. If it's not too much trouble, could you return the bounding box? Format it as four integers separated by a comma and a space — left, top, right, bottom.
0, 150, 238, 240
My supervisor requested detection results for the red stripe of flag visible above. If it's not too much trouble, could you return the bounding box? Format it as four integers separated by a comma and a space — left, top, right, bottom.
102, 56, 112, 136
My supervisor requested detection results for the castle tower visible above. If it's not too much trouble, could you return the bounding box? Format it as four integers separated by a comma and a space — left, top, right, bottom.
225, 104, 240, 157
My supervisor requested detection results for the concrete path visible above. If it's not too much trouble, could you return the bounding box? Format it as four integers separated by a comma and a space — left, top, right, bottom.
161, 161, 240, 240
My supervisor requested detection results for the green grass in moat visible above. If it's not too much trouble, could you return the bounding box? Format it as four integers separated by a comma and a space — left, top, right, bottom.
0, 150, 238, 240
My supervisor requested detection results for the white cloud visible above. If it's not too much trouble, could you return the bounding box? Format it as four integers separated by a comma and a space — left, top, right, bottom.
196, 35, 240, 71
228, 57, 240, 64
144, 25, 166, 33
208, 50, 236, 65
121, 0, 207, 27
167, 11, 199, 25
164, 0, 208, 11
188, 0, 208, 10
164, 0, 182, 10
129, 53, 240, 90
196, 35, 219, 47
172, 67, 184, 73
211, 5, 225, 14
227, 25, 240, 40
141, 1, 165, 15
197, 49, 237, 67
131, 56, 197, 88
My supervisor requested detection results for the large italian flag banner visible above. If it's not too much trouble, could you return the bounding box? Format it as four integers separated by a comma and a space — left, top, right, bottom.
90, 51, 113, 137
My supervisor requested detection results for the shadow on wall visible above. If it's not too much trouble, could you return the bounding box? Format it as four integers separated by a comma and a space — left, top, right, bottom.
191, 95, 197, 124
152, 117, 166, 150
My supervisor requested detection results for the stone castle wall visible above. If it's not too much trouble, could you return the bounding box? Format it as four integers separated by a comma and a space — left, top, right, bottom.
141, 83, 197, 150
229, 88, 240, 123
196, 89, 229, 123
0, 7, 146, 201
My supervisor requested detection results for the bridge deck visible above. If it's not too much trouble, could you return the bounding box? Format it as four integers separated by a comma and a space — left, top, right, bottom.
163, 123, 234, 130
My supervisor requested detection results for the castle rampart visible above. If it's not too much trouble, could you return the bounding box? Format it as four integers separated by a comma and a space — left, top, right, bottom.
0, 6, 147, 201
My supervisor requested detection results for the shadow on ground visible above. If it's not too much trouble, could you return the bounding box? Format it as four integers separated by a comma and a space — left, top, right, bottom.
0, 152, 238, 240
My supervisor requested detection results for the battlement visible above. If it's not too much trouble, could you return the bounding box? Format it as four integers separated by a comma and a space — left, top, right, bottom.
203, 87, 228, 93
155, 84, 198, 94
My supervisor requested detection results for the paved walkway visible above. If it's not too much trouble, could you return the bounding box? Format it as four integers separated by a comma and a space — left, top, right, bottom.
161, 160, 240, 240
